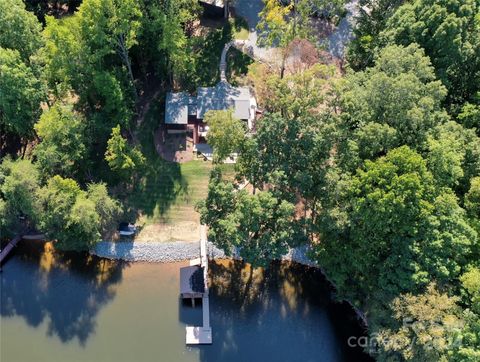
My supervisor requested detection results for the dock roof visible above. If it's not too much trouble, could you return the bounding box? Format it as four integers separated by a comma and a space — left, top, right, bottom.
180, 265, 205, 295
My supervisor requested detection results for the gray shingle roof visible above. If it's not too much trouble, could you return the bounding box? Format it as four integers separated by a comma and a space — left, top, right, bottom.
196, 82, 251, 120
165, 92, 189, 125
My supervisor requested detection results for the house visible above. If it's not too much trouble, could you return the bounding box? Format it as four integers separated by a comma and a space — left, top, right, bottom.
164, 81, 257, 145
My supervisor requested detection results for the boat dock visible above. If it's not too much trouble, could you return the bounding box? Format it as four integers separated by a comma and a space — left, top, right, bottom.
181, 225, 212, 344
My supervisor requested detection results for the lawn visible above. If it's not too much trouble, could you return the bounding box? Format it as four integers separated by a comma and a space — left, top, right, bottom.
124, 97, 235, 241
130, 160, 234, 242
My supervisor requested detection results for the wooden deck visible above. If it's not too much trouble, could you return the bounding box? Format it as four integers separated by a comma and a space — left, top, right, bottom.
184, 224, 212, 345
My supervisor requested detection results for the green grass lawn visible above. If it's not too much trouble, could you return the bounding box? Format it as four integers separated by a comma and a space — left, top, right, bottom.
125, 159, 234, 241
131, 98, 235, 226
134, 160, 213, 225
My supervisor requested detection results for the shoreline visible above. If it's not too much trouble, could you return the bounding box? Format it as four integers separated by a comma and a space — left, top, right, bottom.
91, 240, 315, 266
91, 240, 368, 327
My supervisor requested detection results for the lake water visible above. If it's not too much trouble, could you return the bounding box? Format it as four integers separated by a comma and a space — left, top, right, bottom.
1, 241, 372, 362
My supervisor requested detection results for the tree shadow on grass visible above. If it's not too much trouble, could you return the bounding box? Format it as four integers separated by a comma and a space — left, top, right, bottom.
227, 48, 254, 86
1, 241, 128, 346
122, 96, 189, 222
125, 159, 189, 221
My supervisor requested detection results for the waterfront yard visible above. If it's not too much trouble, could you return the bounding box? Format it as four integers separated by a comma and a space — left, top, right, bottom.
125, 160, 234, 242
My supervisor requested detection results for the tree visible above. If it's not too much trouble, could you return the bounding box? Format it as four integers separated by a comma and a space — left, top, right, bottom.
263, 63, 335, 118
0, 48, 44, 146
198, 168, 306, 267
426, 122, 480, 193
458, 96, 480, 136
346, 0, 404, 70
381, 0, 480, 108
0, 158, 40, 234
337, 44, 449, 164
204, 109, 246, 163
106, 0, 142, 100
236, 111, 337, 232
465, 177, 480, 236
37, 175, 119, 250
315, 146, 477, 303
0, 0, 43, 61
87, 182, 122, 235
105, 125, 145, 181
376, 283, 464, 362
33, 102, 88, 178
38, 175, 86, 249
157, 1, 191, 85
42, 0, 139, 147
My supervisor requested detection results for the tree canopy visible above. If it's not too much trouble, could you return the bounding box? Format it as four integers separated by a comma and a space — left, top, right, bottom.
34, 102, 88, 178
204, 109, 246, 163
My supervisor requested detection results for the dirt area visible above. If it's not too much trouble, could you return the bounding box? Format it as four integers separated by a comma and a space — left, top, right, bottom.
134, 221, 201, 242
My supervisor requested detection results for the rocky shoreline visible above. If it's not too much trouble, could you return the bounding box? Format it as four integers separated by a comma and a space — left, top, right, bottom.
91, 240, 316, 266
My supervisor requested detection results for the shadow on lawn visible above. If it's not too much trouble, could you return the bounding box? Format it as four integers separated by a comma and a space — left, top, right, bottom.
123, 95, 190, 222
126, 159, 189, 221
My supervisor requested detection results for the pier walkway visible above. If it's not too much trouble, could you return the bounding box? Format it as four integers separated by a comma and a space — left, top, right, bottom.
183, 225, 212, 344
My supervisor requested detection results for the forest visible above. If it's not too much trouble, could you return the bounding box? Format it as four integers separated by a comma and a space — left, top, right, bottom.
1, 0, 479, 361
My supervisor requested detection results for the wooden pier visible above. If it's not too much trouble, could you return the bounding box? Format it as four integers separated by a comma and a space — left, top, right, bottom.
181, 225, 212, 345
0, 234, 23, 266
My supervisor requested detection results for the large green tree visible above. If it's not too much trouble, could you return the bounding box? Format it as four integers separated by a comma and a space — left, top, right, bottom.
0, 158, 41, 234
0, 48, 44, 146
198, 168, 306, 267
315, 146, 477, 304
33, 102, 88, 178
381, 0, 480, 108
346, 0, 404, 70
0, 0, 43, 61
336, 44, 449, 169
105, 125, 145, 181
204, 109, 246, 163
426, 121, 480, 194
38, 175, 120, 250
42, 0, 141, 144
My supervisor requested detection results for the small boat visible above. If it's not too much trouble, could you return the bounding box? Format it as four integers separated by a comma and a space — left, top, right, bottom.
118, 222, 137, 236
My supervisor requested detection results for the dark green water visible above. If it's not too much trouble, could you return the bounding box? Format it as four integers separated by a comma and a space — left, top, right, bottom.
1, 242, 372, 362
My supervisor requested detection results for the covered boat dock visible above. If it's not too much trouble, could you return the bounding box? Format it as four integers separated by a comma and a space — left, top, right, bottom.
180, 225, 212, 344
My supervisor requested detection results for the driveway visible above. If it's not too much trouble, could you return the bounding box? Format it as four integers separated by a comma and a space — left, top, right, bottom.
327, 0, 360, 58
232, 0, 360, 63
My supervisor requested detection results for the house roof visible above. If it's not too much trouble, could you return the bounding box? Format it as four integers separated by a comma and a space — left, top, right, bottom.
165, 92, 189, 125
196, 82, 252, 120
